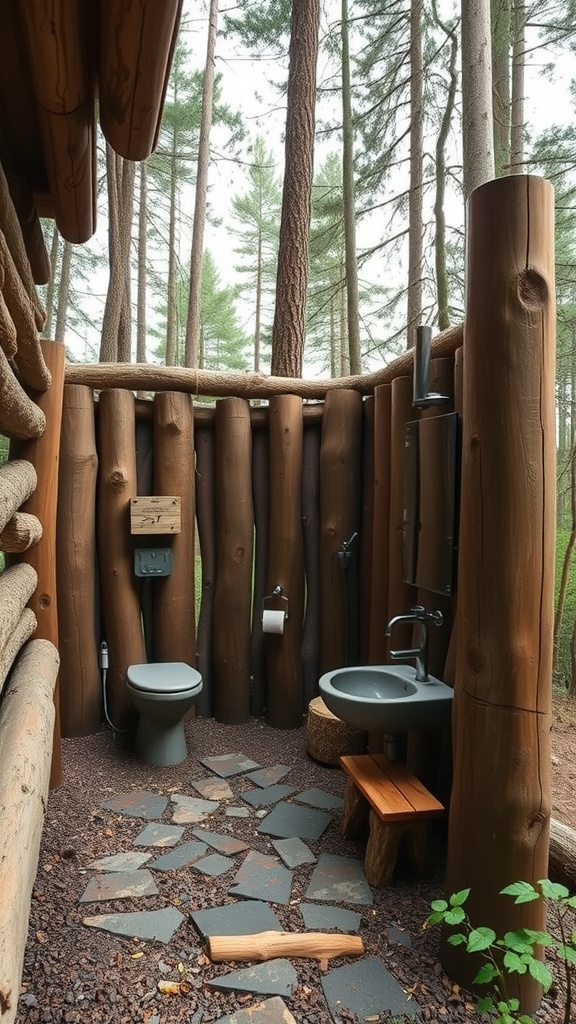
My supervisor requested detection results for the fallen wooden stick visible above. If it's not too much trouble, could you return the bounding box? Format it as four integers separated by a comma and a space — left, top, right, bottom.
207, 930, 364, 970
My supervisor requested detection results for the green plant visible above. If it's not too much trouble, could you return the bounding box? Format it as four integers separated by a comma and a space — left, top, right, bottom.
425, 879, 576, 1024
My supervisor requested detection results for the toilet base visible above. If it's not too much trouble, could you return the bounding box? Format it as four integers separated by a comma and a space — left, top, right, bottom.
135, 715, 188, 766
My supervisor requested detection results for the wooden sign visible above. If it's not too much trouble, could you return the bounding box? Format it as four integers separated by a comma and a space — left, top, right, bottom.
130, 496, 181, 535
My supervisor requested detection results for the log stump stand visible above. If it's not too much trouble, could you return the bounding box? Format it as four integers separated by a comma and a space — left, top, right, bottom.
340, 753, 446, 886
306, 696, 367, 765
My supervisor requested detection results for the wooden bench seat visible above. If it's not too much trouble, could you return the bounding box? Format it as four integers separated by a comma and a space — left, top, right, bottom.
340, 753, 446, 886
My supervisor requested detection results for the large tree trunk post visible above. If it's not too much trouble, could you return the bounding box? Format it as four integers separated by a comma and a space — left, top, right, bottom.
13, 339, 65, 787
368, 384, 392, 664
152, 392, 196, 666
386, 375, 417, 655
301, 420, 321, 705
213, 398, 253, 724
250, 425, 269, 717
442, 175, 555, 1014
97, 389, 146, 728
194, 422, 215, 716
265, 395, 305, 728
359, 396, 374, 662
57, 384, 101, 736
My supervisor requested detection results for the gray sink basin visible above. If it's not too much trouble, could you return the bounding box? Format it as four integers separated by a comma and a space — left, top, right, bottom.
318, 665, 453, 733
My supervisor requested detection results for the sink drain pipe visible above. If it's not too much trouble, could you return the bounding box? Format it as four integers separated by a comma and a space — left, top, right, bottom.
337, 532, 358, 667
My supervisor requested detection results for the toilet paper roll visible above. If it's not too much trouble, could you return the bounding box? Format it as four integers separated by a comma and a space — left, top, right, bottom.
262, 609, 286, 634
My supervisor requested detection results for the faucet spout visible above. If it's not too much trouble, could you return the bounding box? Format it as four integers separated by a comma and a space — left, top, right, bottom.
385, 605, 443, 682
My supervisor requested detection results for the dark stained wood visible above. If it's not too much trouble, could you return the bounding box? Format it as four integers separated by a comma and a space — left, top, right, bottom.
250, 427, 269, 717
301, 419, 321, 706
212, 398, 253, 724
96, 389, 145, 729
358, 396, 374, 662
57, 385, 101, 737
368, 384, 391, 663
387, 376, 417, 653
38, 99, 96, 243
319, 390, 363, 675
152, 393, 196, 667
265, 395, 305, 728
443, 176, 555, 1015
194, 423, 215, 717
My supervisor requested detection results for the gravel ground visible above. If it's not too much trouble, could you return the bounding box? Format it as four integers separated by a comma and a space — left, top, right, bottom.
16, 717, 567, 1024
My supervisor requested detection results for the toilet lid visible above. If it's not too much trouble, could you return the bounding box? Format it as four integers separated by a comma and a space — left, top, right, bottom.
127, 662, 202, 694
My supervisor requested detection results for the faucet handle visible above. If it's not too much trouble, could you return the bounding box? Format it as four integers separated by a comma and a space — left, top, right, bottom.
410, 606, 443, 627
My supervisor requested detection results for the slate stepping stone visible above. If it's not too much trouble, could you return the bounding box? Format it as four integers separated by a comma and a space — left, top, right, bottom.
87, 851, 151, 872
192, 853, 235, 877
207, 959, 297, 999
271, 838, 315, 869
322, 956, 421, 1020
101, 791, 168, 820
225, 806, 250, 818
191, 900, 282, 939
170, 794, 219, 823
388, 924, 411, 948
244, 765, 291, 788
294, 787, 343, 810
305, 854, 373, 906
192, 777, 234, 800
149, 840, 208, 871
213, 996, 297, 1024
83, 907, 184, 944
299, 902, 362, 933
241, 785, 296, 808
201, 753, 261, 778
133, 822, 185, 848
228, 851, 293, 905
192, 827, 250, 855
79, 869, 158, 903
257, 801, 332, 841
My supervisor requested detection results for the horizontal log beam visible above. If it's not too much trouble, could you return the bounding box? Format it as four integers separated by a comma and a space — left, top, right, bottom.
0, 608, 37, 697
65, 324, 463, 399
0, 563, 37, 650
0, 460, 37, 532
0, 639, 59, 1023
549, 817, 576, 892
0, 511, 42, 553
0, 231, 50, 390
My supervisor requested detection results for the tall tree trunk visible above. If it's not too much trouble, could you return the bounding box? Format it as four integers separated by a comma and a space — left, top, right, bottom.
341, 0, 361, 374
254, 226, 263, 372
166, 135, 178, 366
271, 0, 320, 378
43, 223, 59, 339
461, 0, 495, 199
100, 147, 135, 362
432, 2, 458, 330
136, 162, 147, 364
510, 0, 525, 171
185, 0, 218, 368
407, 0, 424, 348
491, 0, 511, 176
54, 241, 72, 345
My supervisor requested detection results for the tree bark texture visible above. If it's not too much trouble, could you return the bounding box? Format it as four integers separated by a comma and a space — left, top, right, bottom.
212, 398, 253, 723
0, 512, 42, 553
461, 0, 495, 198
386, 376, 417, 656
152, 392, 196, 666
359, 396, 374, 662
0, 159, 46, 327
96, 389, 145, 727
0, 230, 51, 391
57, 385, 101, 737
194, 423, 215, 716
0, 639, 58, 1024
265, 395, 305, 728
250, 427, 269, 717
319, 390, 362, 675
0, 564, 37, 684
0, 345, 45, 440
406, 0, 424, 348
341, 0, 361, 373
442, 176, 555, 1014
301, 420, 321, 706
0, 460, 37, 532
270, 0, 320, 377
207, 931, 363, 966
11, 339, 65, 787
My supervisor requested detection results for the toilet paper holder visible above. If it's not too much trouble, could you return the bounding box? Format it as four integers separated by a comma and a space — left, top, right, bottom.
262, 585, 289, 623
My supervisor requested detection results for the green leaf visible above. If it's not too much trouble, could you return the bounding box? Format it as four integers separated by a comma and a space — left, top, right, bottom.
467, 926, 496, 953
430, 899, 448, 913
425, 911, 445, 926
528, 959, 553, 991
538, 878, 569, 900
557, 943, 576, 964
444, 907, 466, 926
502, 950, 528, 974
449, 888, 471, 907
501, 881, 537, 900
447, 933, 467, 946
507, 999, 520, 1011
566, 895, 576, 909
476, 996, 495, 1012
473, 962, 498, 985
502, 930, 536, 954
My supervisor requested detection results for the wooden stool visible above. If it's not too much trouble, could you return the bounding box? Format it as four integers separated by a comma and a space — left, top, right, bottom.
340, 753, 446, 886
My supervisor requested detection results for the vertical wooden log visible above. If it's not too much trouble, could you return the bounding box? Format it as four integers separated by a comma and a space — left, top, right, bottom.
135, 414, 154, 662
97, 390, 145, 728
301, 419, 321, 706
443, 175, 555, 1014
14, 339, 64, 787
250, 425, 269, 717
368, 384, 392, 663
265, 395, 305, 728
213, 399, 253, 724
319, 390, 363, 675
152, 393, 195, 666
358, 396, 374, 663
57, 385, 101, 736
195, 420, 215, 716
387, 375, 418, 652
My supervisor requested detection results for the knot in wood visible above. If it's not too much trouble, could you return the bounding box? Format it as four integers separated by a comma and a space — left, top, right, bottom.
516, 268, 548, 310
108, 467, 128, 490
39, 593, 51, 610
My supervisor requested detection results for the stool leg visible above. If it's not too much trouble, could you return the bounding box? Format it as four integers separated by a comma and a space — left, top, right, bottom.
341, 780, 369, 839
364, 810, 406, 886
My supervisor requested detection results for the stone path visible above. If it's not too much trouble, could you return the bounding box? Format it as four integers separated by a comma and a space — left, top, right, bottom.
79, 752, 421, 1022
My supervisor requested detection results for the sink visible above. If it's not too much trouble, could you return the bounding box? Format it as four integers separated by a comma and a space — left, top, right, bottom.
318, 665, 453, 733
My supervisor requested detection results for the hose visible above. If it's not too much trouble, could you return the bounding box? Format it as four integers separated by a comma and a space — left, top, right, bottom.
100, 641, 131, 734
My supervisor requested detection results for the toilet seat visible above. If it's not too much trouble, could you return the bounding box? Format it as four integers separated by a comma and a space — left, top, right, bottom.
126, 662, 201, 695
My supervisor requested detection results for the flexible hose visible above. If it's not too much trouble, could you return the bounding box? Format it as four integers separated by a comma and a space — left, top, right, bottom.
100, 641, 131, 734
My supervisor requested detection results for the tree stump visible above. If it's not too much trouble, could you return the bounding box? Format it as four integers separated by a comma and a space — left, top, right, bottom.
306, 696, 367, 766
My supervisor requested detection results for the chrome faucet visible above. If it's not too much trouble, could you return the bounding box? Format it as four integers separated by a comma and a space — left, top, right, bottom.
385, 605, 443, 682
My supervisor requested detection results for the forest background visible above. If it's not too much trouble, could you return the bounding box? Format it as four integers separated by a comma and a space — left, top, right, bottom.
36, 0, 576, 691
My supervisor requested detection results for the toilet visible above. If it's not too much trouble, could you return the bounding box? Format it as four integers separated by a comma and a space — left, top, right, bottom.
126, 662, 203, 767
